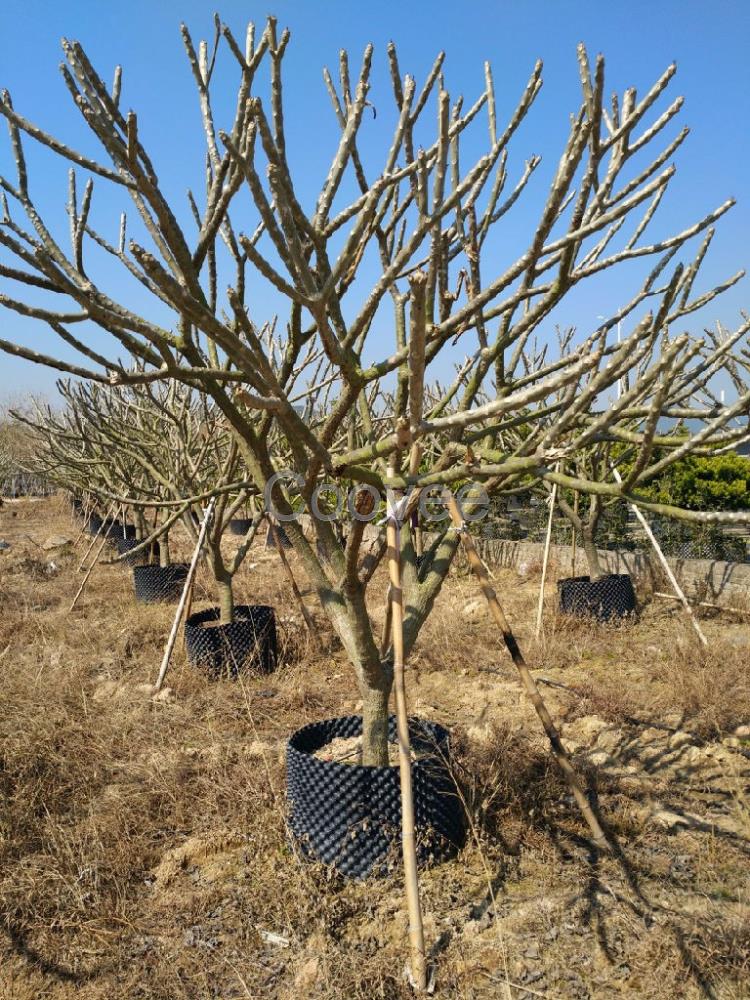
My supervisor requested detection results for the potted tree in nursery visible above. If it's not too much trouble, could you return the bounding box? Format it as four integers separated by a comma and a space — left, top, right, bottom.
551, 444, 639, 621
61, 378, 277, 673
4, 18, 750, 986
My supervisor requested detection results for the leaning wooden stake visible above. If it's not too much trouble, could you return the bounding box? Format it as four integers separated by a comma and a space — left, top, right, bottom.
154, 498, 216, 693
535, 480, 558, 638
69, 503, 123, 612
70, 533, 109, 611
386, 493, 427, 990
654, 592, 750, 616
268, 517, 320, 648
445, 492, 610, 852
71, 494, 93, 548
77, 498, 117, 571
611, 468, 708, 647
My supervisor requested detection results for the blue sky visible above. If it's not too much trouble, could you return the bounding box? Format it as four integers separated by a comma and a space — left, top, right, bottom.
0, 0, 748, 402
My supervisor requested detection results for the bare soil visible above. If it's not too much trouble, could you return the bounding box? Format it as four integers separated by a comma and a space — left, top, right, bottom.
0, 496, 748, 999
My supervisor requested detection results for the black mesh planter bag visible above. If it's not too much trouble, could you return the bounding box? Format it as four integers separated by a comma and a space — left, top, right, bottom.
133, 563, 189, 603
86, 512, 103, 535
117, 537, 159, 567
266, 522, 291, 548
228, 517, 254, 536
287, 715, 466, 880
558, 573, 637, 622
184, 604, 278, 677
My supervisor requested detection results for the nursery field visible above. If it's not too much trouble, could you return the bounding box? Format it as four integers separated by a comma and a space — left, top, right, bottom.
0, 495, 749, 1000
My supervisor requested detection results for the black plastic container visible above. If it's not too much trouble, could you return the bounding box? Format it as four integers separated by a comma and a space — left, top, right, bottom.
116, 537, 159, 567
558, 573, 637, 622
184, 604, 278, 677
133, 563, 189, 603
228, 517, 254, 536
86, 513, 103, 535
266, 522, 291, 548
286, 715, 465, 880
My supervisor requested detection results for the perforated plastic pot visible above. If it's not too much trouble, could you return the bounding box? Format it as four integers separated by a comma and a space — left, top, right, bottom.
117, 537, 159, 567
132, 563, 189, 603
266, 522, 291, 548
228, 517, 254, 536
184, 604, 277, 678
286, 715, 466, 880
86, 513, 103, 535
558, 573, 637, 622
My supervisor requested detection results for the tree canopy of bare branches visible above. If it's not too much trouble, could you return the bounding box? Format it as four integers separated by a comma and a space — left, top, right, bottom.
0, 17, 748, 762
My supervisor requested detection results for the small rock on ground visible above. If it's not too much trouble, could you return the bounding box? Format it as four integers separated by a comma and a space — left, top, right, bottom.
42, 535, 72, 551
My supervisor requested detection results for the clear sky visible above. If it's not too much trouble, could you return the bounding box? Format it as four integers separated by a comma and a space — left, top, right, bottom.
0, 0, 748, 402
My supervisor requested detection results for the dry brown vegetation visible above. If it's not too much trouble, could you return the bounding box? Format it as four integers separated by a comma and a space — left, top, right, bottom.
1, 496, 749, 999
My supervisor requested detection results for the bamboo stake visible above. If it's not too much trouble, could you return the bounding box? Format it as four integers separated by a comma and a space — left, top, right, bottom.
611, 468, 708, 647
444, 492, 610, 852
268, 517, 320, 647
154, 498, 216, 693
571, 491, 579, 575
77, 498, 117, 571
654, 592, 750, 616
69, 531, 110, 611
386, 493, 427, 991
535, 480, 558, 638
69, 503, 122, 612
379, 587, 393, 659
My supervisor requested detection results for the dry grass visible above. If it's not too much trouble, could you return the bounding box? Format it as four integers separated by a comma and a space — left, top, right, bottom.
0, 496, 748, 998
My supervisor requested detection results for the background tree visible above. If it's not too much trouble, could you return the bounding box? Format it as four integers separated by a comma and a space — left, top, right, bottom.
19, 380, 265, 619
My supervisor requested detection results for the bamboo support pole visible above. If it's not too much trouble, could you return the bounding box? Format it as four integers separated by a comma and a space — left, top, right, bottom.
77, 498, 117, 571
71, 496, 92, 548
69, 532, 110, 612
154, 498, 216, 693
611, 468, 708, 647
654, 592, 750, 616
535, 480, 558, 638
444, 492, 610, 852
268, 517, 320, 647
386, 500, 427, 991
379, 587, 393, 659
69, 503, 123, 612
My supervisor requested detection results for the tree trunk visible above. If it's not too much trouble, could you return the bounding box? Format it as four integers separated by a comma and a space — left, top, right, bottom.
159, 532, 170, 567
582, 529, 604, 579
360, 676, 392, 767
208, 538, 234, 625
217, 574, 234, 625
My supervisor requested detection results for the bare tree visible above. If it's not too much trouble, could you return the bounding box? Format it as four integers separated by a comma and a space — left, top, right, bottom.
0, 18, 748, 765
19, 380, 265, 619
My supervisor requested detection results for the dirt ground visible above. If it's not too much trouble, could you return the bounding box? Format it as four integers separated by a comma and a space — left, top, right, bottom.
0, 496, 748, 999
